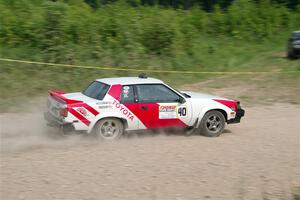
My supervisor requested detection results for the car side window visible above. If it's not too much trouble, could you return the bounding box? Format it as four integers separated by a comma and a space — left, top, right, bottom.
136, 84, 181, 103
121, 85, 135, 104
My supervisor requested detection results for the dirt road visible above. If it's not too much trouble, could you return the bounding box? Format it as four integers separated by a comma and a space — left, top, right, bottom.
1, 103, 299, 200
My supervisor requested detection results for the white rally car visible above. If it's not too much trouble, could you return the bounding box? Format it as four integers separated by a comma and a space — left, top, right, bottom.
44, 74, 245, 139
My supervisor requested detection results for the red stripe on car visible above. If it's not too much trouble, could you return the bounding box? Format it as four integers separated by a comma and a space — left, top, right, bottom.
69, 108, 91, 126
68, 103, 99, 116
49, 90, 82, 104
213, 99, 237, 111
82, 103, 99, 116
108, 84, 122, 101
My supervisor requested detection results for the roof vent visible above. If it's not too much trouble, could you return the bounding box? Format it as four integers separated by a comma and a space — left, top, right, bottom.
138, 73, 148, 79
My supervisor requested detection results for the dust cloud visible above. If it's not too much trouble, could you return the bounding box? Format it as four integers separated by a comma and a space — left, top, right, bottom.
0, 98, 97, 153
0, 98, 174, 153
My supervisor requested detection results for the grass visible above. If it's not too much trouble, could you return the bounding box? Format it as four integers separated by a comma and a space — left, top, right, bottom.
180, 73, 300, 107
0, 37, 300, 112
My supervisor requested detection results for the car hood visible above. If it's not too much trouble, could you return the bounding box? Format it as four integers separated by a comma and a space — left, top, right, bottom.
181, 91, 229, 100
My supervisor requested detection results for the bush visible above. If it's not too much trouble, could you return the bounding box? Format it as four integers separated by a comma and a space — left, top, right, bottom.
0, 0, 299, 64
141, 21, 175, 55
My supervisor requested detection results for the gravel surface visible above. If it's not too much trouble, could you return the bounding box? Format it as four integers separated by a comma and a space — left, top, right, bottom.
1, 103, 299, 200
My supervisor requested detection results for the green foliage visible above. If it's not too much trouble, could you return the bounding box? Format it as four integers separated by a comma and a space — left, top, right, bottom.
84, 0, 299, 10
42, 1, 68, 62
141, 17, 175, 55
0, 0, 299, 66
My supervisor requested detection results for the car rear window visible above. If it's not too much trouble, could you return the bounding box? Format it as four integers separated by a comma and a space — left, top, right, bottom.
82, 81, 109, 100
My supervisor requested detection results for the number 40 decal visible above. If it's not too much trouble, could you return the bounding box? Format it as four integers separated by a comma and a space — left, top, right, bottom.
178, 107, 187, 117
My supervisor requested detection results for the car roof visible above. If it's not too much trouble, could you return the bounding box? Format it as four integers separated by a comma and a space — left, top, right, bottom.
293, 30, 300, 34
96, 77, 164, 85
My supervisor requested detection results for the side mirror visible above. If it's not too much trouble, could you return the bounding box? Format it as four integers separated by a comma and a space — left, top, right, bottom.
178, 96, 186, 104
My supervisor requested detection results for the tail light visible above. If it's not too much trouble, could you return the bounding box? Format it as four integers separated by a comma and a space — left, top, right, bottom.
59, 107, 68, 117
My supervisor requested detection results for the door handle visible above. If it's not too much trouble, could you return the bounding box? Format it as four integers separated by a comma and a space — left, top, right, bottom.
141, 106, 148, 110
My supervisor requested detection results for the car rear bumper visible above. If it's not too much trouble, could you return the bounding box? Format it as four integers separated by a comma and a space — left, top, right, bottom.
44, 112, 75, 132
227, 108, 245, 124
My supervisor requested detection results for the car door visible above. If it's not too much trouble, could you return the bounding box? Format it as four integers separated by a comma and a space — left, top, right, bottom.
133, 84, 192, 129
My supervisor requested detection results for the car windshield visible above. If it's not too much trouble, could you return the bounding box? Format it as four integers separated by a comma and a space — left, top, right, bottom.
293, 33, 300, 40
170, 87, 191, 98
82, 81, 109, 100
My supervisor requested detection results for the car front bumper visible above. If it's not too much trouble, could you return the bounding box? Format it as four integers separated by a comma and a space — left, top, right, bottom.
227, 108, 245, 124
44, 112, 75, 132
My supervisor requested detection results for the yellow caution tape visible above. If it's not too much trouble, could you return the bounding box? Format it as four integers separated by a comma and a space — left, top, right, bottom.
0, 58, 299, 74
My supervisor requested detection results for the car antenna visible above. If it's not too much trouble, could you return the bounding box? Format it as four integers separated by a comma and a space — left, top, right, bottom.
138, 73, 148, 79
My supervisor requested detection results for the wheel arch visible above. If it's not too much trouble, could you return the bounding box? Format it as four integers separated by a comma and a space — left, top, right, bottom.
196, 108, 228, 128
213, 109, 228, 122
87, 116, 128, 133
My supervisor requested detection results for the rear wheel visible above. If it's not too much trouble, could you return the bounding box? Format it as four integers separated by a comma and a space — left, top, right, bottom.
200, 110, 225, 137
95, 118, 124, 140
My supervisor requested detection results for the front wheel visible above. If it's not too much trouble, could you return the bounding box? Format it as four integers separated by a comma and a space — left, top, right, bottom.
200, 110, 226, 137
94, 118, 124, 140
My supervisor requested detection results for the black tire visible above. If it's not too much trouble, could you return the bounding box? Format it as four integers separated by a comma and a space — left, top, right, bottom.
94, 118, 124, 140
287, 49, 295, 59
199, 110, 226, 137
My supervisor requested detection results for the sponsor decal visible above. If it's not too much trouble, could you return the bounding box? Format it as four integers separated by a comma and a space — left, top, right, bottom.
112, 99, 134, 121
76, 107, 88, 116
123, 86, 130, 90
69, 108, 90, 126
98, 105, 112, 109
96, 101, 112, 105
122, 86, 130, 98
159, 105, 177, 119
123, 90, 129, 98
68, 103, 99, 116
96, 101, 112, 109
177, 107, 187, 117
